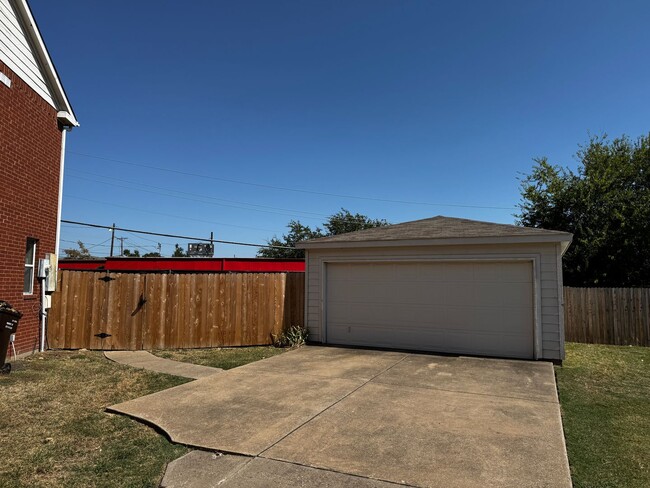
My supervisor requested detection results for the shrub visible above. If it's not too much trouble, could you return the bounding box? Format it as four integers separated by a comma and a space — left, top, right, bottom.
272, 325, 309, 348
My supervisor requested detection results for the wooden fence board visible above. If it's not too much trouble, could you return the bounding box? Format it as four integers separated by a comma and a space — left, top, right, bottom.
564, 287, 650, 346
48, 270, 305, 350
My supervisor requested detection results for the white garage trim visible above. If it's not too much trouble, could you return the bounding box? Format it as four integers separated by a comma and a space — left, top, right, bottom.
318, 255, 543, 359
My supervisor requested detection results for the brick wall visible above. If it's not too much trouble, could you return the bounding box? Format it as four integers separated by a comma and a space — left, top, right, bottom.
0, 60, 63, 357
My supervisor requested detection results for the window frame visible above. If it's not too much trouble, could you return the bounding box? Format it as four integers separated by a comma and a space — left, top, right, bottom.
23, 238, 38, 295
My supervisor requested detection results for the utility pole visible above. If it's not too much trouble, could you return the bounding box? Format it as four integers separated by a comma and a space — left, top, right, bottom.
157, 242, 162, 255
116, 237, 127, 256
210, 231, 214, 257
109, 223, 116, 257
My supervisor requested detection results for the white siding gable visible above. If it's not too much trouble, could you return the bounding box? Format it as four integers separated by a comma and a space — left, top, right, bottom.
0, 0, 54, 106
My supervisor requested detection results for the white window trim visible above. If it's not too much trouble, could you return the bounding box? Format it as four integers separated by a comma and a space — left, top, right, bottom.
24, 238, 37, 295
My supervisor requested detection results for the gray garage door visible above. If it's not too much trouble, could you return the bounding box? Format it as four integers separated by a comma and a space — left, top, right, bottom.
325, 261, 534, 359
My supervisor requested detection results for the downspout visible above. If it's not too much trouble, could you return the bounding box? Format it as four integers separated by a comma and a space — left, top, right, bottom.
40, 275, 46, 352
48, 118, 75, 352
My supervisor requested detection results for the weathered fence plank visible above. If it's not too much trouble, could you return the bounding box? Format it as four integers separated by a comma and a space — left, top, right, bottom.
564, 287, 650, 346
48, 270, 305, 350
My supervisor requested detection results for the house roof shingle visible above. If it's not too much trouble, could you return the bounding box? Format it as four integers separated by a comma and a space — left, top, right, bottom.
298, 216, 572, 247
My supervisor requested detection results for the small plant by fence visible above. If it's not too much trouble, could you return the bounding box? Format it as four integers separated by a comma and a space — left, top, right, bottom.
564, 287, 650, 346
48, 270, 304, 350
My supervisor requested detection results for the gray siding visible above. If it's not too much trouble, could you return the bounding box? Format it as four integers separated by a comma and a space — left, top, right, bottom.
0, 0, 53, 105
304, 242, 564, 360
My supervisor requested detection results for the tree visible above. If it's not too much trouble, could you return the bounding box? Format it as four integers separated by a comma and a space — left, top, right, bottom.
142, 252, 162, 258
323, 209, 388, 236
172, 244, 188, 257
517, 134, 650, 287
122, 249, 140, 257
62, 241, 96, 259
258, 209, 389, 259
258, 220, 324, 258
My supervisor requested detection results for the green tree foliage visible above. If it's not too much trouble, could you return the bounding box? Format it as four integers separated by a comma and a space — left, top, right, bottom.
517, 134, 650, 286
172, 244, 188, 257
323, 209, 388, 236
142, 252, 162, 258
122, 249, 140, 257
62, 241, 96, 260
258, 221, 324, 258
258, 209, 389, 259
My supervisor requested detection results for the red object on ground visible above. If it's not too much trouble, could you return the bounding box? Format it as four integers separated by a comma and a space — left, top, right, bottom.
59, 257, 305, 273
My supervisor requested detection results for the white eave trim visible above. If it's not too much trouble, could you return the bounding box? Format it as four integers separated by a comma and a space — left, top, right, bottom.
14, 0, 78, 126
57, 110, 76, 127
298, 234, 574, 250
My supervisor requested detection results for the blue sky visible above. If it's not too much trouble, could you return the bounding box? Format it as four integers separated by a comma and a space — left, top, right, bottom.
32, 1, 650, 258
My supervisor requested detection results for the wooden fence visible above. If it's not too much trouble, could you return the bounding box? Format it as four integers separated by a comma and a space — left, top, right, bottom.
49, 273, 649, 350
48, 270, 304, 350
564, 287, 650, 346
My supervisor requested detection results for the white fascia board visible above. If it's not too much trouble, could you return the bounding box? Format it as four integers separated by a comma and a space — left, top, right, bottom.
297, 234, 574, 250
560, 235, 573, 255
14, 0, 78, 126
57, 110, 76, 127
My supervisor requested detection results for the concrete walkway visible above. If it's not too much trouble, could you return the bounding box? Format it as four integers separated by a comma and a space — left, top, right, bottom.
109, 347, 572, 488
104, 351, 222, 379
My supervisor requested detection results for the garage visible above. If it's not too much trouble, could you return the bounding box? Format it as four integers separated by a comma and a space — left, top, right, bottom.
298, 216, 572, 361
326, 260, 534, 358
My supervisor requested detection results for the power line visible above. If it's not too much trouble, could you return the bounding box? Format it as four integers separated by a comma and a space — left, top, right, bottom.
67, 173, 402, 228
66, 174, 318, 221
60, 239, 110, 248
86, 237, 112, 249
67, 170, 329, 221
123, 231, 165, 249
69, 151, 515, 210
64, 195, 279, 233
61, 220, 294, 249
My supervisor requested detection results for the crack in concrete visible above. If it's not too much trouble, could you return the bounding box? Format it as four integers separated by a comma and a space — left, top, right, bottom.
258, 354, 409, 457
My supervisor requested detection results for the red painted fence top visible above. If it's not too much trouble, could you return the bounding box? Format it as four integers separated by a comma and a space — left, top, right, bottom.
59, 257, 305, 273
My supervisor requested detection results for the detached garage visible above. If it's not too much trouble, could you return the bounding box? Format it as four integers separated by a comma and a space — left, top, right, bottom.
298, 216, 572, 361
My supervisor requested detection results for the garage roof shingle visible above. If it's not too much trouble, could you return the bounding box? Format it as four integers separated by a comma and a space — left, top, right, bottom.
299, 216, 572, 247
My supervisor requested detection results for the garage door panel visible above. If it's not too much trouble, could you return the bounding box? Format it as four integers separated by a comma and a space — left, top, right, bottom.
471, 306, 533, 332
326, 261, 534, 359
328, 304, 532, 334
328, 302, 444, 327
472, 282, 533, 308
466, 262, 529, 282
328, 282, 448, 307
442, 263, 475, 282
442, 283, 470, 307
328, 323, 530, 358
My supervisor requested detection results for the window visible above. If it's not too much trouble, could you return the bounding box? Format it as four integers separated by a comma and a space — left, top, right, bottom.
24, 238, 37, 294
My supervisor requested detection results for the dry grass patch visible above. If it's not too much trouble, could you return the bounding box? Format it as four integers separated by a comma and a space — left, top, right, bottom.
153, 345, 287, 370
0, 351, 189, 488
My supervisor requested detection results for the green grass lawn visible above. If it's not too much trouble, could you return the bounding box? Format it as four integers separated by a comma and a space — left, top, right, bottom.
556, 343, 650, 488
152, 345, 286, 370
0, 351, 190, 488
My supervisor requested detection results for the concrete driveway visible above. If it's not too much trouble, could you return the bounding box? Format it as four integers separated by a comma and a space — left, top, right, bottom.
109, 346, 572, 488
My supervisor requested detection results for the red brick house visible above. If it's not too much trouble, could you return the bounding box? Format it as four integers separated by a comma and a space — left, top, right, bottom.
0, 0, 78, 356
